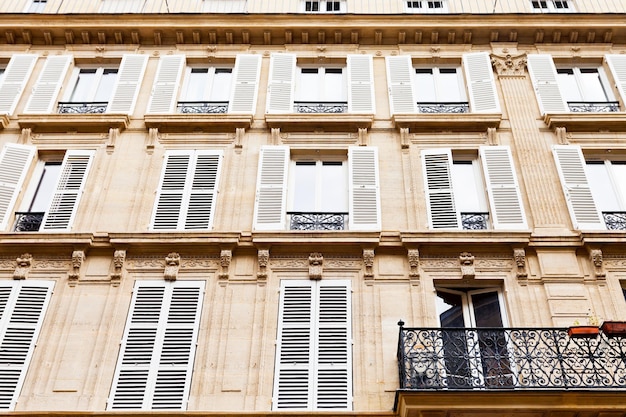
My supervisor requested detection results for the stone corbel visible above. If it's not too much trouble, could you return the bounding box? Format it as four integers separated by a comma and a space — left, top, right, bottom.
107, 127, 119, 153
68, 250, 84, 287
14, 253, 32, 280
19, 128, 31, 145
146, 127, 158, 153
486, 127, 498, 145
513, 248, 528, 280
363, 249, 374, 279
111, 249, 126, 287
400, 127, 410, 149
235, 127, 245, 150
164, 252, 180, 281
459, 252, 475, 279
408, 248, 420, 285
589, 248, 606, 279
257, 249, 269, 281
309, 252, 323, 280
358, 127, 368, 146
271, 127, 280, 145
219, 249, 232, 280
490, 51, 527, 77
555, 126, 569, 145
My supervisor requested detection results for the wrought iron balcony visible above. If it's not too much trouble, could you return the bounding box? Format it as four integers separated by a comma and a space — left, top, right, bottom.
177, 101, 229, 114
567, 101, 620, 112
294, 101, 348, 113
603, 211, 626, 230
461, 212, 489, 230
57, 102, 108, 114
288, 212, 348, 230
417, 102, 470, 114
398, 323, 626, 390
13, 212, 45, 232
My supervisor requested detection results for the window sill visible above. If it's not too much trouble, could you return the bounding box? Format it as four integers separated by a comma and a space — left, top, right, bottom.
144, 114, 253, 133
265, 113, 374, 132
392, 113, 501, 132
544, 112, 626, 131
17, 113, 129, 133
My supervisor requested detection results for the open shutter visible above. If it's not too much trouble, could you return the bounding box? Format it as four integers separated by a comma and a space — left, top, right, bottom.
421, 149, 460, 229
552, 145, 605, 230
605, 54, 626, 108
527, 54, 568, 114
41, 150, 95, 231
385, 55, 417, 114
348, 146, 380, 231
462, 52, 500, 113
229, 54, 262, 114
479, 146, 527, 230
147, 55, 185, 114
266, 53, 296, 113
107, 54, 148, 114
24, 55, 72, 114
253, 146, 289, 230
0, 280, 54, 411
347, 54, 375, 113
0, 144, 36, 229
0, 54, 38, 115
109, 280, 204, 410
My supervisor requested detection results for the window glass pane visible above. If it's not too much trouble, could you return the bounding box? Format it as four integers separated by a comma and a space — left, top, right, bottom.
323, 68, 346, 101
610, 162, 626, 209
437, 68, 464, 102
586, 162, 620, 211
414, 69, 436, 102
452, 161, 484, 212
209, 68, 232, 101
297, 68, 320, 101
578, 69, 609, 102
28, 162, 61, 212
292, 162, 316, 211
93, 69, 118, 102
557, 69, 582, 102
69, 69, 97, 102
320, 161, 347, 212
470, 291, 504, 327
436, 291, 466, 327
181, 69, 208, 101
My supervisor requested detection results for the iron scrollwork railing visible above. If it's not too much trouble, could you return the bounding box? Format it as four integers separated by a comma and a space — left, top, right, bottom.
461, 212, 489, 230
57, 102, 108, 114
417, 102, 470, 113
397, 323, 626, 390
294, 101, 348, 113
177, 101, 229, 114
603, 212, 626, 230
13, 212, 45, 232
288, 212, 348, 230
568, 101, 620, 112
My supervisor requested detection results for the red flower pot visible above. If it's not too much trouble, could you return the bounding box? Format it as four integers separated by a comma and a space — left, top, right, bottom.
601, 321, 626, 337
567, 325, 600, 338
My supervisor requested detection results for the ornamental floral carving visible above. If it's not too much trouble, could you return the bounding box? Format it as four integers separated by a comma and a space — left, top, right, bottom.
491, 52, 527, 76
309, 252, 323, 280
164, 252, 180, 281
14, 253, 32, 280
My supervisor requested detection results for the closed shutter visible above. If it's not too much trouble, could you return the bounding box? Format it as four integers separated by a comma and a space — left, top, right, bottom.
0, 280, 54, 411
347, 54, 375, 113
0, 54, 38, 115
41, 150, 95, 231
552, 145, 605, 230
147, 55, 185, 114
229, 54, 262, 114
462, 52, 500, 113
605, 54, 626, 109
421, 149, 460, 229
0, 144, 36, 229
24, 55, 72, 114
266, 53, 296, 113
151, 150, 223, 231
527, 54, 568, 114
107, 54, 148, 114
385, 55, 417, 114
109, 280, 204, 410
348, 146, 380, 231
253, 146, 289, 230
479, 146, 527, 230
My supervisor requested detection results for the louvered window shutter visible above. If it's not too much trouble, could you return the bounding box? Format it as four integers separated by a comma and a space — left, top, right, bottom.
24, 55, 72, 114
229, 54, 262, 114
527, 54, 568, 114
107, 54, 148, 114
41, 150, 95, 231
0, 280, 54, 411
253, 146, 289, 230
0, 144, 36, 229
0, 54, 38, 115
462, 52, 500, 113
479, 146, 527, 230
147, 55, 185, 114
552, 145, 605, 230
266, 53, 296, 113
605, 54, 626, 109
385, 55, 417, 114
348, 146, 380, 231
109, 280, 204, 410
151, 150, 223, 231
347, 54, 375, 113
421, 149, 460, 229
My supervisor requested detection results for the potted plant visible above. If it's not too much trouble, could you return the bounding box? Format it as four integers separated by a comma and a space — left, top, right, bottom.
567, 316, 600, 338
601, 321, 626, 337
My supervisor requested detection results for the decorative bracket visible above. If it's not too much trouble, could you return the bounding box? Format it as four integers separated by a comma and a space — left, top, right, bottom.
235, 127, 245, 150
271, 127, 280, 145
358, 127, 368, 146
408, 249, 420, 285
309, 252, 323, 280
363, 249, 374, 279
164, 252, 180, 281
459, 252, 475, 279
146, 127, 158, 152
514, 248, 528, 280
257, 249, 269, 281
400, 127, 410, 149
555, 126, 569, 145
68, 250, 85, 287
107, 127, 119, 153
589, 248, 606, 279
19, 128, 31, 144
219, 249, 232, 281
14, 253, 32, 280
111, 249, 126, 287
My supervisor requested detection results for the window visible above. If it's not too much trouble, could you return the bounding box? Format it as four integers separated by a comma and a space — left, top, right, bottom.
273, 280, 352, 410
0, 280, 54, 411
556, 67, 617, 112
253, 146, 380, 231
531, 0, 574, 12
177, 67, 233, 114
414, 67, 468, 113
406, 1, 447, 13
26, 0, 47, 12
201, 0, 247, 12
59, 67, 118, 113
421, 146, 527, 230
150, 150, 223, 231
99, 0, 142, 13
303, 0, 345, 13
108, 280, 204, 410
295, 67, 347, 113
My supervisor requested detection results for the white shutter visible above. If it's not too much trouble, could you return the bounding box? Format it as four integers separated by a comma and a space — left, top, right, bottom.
347, 54, 375, 114
229, 54, 262, 114
0, 54, 38, 115
41, 150, 95, 231
107, 54, 148, 114
527, 54, 568, 114
385, 55, 417, 114
0, 280, 54, 411
24, 55, 72, 114
147, 55, 185, 114
552, 145, 605, 230
266, 53, 296, 113
0, 144, 36, 229
151, 150, 223, 231
462, 52, 500, 113
348, 146, 380, 231
605, 54, 626, 109
109, 280, 204, 410
479, 146, 527, 230
253, 146, 289, 230
421, 149, 460, 229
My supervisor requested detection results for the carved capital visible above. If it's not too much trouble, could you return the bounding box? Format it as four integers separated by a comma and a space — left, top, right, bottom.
513, 248, 528, 279
363, 249, 374, 279
309, 252, 323, 280
589, 249, 606, 279
491, 52, 527, 77
408, 249, 420, 284
68, 250, 85, 286
257, 249, 269, 280
219, 249, 232, 280
164, 252, 180, 281
459, 252, 475, 279
111, 249, 126, 287
14, 253, 33, 280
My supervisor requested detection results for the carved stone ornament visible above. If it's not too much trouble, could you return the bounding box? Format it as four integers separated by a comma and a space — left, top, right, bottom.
459, 252, 475, 279
219, 249, 232, 280
491, 52, 527, 77
408, 249, 420, 283
257, 249, 269, 280
111, 249, 126, 286
14, 253, 33, 280
309, 252, 324, 280
589, 249, 606, 279
68, 250, 85, 286
363, 249, 374, 279
513, 248, 528, 279
164, 252, 180, 281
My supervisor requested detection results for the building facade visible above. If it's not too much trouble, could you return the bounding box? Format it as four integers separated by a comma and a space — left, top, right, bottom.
0, 0, 625, 416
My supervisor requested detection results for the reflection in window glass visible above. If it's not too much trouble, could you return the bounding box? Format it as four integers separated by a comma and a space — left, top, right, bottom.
27, 162, 61, 212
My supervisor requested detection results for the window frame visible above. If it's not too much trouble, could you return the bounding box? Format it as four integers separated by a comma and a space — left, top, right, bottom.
413, 66, 468, 109
555, 65, 615, 106
406, 0, 448, 13
63, 66, 119, 104
531, 0, 574, 12
302, 0, 346, 13
25, 0, 47, 13
294, 65, 348, 107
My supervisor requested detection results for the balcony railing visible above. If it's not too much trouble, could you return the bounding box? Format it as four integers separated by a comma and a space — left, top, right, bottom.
13, 212, 44, 232
294, 101, 348, 114
417, 102, 470, 114
397, 323, 626, 390
461, 212, 489, 230
603, 211, 626, 230
57, 102, 108, 114
567, 101, 620, 112
177, 101, 229, 114
288, 212, 348, 230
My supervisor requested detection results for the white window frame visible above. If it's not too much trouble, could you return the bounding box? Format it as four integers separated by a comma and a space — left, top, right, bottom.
295, 66, 348, 105
99, 0, 143, 13
555, 66, 615, 104
63, 66, 119, 104
406, 0, 448, 13
179, 66, 234, 103
302, 0, 346, 13
531, 0, 574, 12
413, 66, 467, 104
25, 0, 47, 13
